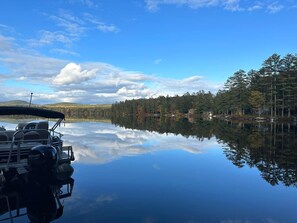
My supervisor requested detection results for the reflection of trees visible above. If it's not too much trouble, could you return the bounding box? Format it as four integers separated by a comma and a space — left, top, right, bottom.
111, 116, 214, 140
112, 116, 297, 187
215, 122, 297, 187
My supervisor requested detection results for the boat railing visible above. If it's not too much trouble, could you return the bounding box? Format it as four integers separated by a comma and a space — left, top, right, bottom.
0, 129, 53, 169
0, 128, 73, 170
49, 129, 63, 138
59, 145, 75, 164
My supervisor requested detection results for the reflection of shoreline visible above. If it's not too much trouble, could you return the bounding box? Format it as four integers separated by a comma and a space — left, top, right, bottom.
61, 122, 219, 165
4, 118, 295, 188
64, 119, 111, 123
215, 122, 297, 188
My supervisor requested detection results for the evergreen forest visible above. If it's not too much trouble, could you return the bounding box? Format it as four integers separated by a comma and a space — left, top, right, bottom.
111, 53, 297, 121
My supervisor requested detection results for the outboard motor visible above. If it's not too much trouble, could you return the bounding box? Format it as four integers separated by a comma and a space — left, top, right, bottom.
28, 145, 58, 174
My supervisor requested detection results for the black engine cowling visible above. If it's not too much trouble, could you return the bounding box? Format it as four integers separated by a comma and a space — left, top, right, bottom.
28, 145, 58, 173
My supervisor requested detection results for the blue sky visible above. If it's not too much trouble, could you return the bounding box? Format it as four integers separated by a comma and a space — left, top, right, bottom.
0, 0, 296, 104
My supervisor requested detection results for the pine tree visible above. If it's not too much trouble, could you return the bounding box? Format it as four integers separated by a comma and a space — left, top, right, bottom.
262, 54, 281, 117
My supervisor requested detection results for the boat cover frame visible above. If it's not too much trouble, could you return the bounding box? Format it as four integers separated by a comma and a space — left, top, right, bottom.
0, 106, 65, 130
0, 106, 65, 119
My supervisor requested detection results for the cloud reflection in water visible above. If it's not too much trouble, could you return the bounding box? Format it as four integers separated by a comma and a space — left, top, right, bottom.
60, 121, 220, 164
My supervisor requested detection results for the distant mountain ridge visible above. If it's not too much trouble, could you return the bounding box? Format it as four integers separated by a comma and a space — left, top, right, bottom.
0, 100, 30, 106
0, 100, 111, 108
45, 102, 80, 107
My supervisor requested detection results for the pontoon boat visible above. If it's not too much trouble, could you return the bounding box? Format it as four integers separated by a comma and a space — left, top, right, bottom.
0, 106, 74, 177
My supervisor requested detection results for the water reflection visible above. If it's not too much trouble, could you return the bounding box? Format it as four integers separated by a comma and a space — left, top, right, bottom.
112, 117, 297, 187
0, 171, 74, 222
18, 119, 296, 223
61, 121, 219, 164
219, 122, 297, 187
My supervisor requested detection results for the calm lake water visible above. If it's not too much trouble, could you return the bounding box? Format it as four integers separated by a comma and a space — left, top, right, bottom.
1, 120, 297, 223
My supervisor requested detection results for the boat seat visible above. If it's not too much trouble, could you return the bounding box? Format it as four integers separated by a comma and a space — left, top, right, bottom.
35, 121, 50, 141
13, 131, 24, 142
35, 121, 49, 130
3, 131, 15, 141
23, 131, 40, 142
0, 133, 8, 144
17, 122, 27, 130
24, 122, 37, 130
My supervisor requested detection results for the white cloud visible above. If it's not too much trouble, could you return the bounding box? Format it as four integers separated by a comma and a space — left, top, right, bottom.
248, 4, 263, 11
0, 32, 221, 104
14, 10, 119, 66
0, 34, 15, 51
266, 2, 284, 13
223, 0, 243, 11
0, 34, 68, 81
146, 0, 220, 11
51, 48, 79, 56
83, 13, 120, 33
145, 0, 160, 11
16, 76, 27, 81
181, 75, 204, 84
53, 62, 97, 85
0, 74, 10, 82
0, 24, 16, 34
50, 63, 220, 103
81, 0, 98, 8
145, 0, 289, 12
97, 24, 120, 33
151, 75, 221, 97
33, 30, 72, 46
49, 10, 86, 37
67, 0, 98, 8
28, 10, 119, 49
117, 87, 137, 96
49, 62, 155, 103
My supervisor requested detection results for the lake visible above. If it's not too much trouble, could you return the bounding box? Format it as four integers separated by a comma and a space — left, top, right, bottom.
1, 119, 297, 223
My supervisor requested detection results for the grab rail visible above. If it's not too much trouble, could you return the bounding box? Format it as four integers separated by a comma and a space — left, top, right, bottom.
1, 129, 53, 167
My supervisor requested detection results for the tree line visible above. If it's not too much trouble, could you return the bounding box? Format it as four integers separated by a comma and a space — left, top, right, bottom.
112, 53, 297, 120
43, 105, 111, 119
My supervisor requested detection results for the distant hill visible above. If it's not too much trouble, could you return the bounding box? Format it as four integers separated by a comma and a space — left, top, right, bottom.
0, 100, 30, 106
0, 100, 111, 109
45, 103, 111, 108
45, 102, 81, 107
